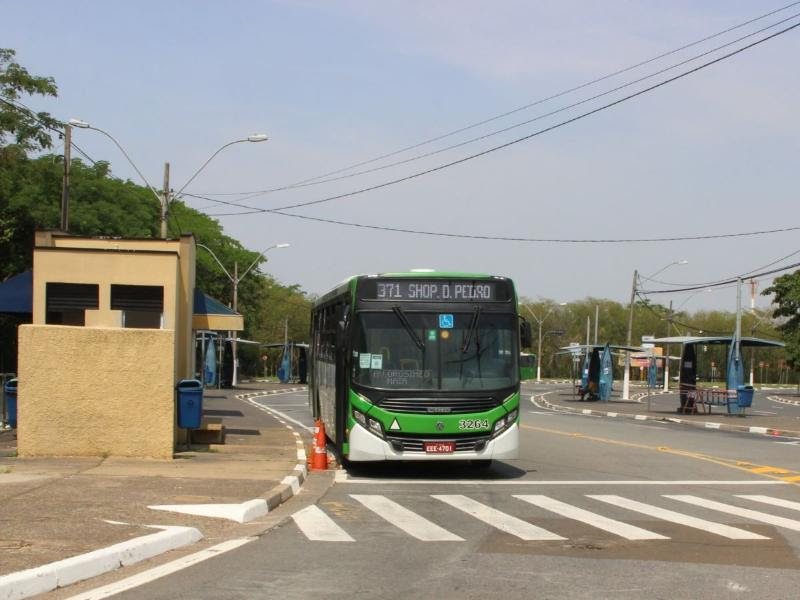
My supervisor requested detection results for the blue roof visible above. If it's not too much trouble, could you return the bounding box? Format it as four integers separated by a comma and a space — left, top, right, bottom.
0, 272, 234, 319
193, 289, 240, 316
0, 271, 32, 314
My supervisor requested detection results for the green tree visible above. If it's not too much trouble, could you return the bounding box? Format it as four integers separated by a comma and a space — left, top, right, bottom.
763, 270, 800, 373
0, 48, 60, 152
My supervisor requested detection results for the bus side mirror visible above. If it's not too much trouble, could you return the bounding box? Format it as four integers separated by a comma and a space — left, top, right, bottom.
520, 321, 532, 349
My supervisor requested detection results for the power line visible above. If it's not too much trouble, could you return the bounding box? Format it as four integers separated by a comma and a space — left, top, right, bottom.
635, 291, 731, 335
201, 21, 800, 215
183, 192, 800, 244
640, 260, 800, 294
639, 247, 800, 288
194, 1, 800, 197
0, 96, 100, 166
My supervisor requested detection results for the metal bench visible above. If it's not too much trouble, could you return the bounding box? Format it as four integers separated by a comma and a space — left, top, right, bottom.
687, 388, 738, 414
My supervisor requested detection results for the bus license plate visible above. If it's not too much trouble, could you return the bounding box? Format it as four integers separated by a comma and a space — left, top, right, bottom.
424, 441, 455, 454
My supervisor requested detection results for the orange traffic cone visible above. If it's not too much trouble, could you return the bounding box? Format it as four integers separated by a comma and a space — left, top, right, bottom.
310, 419, 328, 471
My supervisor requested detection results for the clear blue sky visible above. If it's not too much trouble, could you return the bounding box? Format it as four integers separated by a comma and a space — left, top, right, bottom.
3, 1, 798, 313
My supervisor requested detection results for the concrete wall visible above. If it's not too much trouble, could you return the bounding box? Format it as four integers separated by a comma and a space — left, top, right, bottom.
17, 325, 176, 459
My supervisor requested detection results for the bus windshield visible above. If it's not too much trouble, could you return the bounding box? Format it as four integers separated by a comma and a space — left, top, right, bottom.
352, 310, 518, 391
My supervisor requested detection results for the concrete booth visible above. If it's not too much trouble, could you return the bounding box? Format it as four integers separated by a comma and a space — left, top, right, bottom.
15, 232, 241, 459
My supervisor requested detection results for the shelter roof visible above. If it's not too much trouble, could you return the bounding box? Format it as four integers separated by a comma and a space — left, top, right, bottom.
0, 271, 32, 314
648, 336, 784, 348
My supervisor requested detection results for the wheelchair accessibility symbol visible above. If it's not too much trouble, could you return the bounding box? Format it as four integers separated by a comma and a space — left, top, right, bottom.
439, 314, 454, 329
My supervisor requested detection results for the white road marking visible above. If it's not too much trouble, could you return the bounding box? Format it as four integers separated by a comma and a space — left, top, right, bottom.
64, 538, 253, 600
589, 495, 768, 540
514, 495, 668, 540
736, 495, 800, 513
431, 494, 565, 541
336, 473, 785, 486
246, 398, 313, 432
351, 494, 463, 541
148, 499, 267, 523
291, 505, 354, 542
665, 495, 800, 532
528, 411, 554, 416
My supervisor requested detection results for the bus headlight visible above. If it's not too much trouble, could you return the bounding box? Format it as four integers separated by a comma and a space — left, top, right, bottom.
367, 416, 384, 437
492, 409, 518, 438
352, 408, 367, 428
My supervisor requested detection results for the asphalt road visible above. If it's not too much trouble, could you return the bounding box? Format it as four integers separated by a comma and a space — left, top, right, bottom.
99, 385, 800, 599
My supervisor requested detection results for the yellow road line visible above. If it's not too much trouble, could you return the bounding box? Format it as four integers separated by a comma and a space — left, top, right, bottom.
520, 423, 799, 485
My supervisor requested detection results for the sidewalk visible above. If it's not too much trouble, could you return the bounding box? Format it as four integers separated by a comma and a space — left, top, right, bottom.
0, 383, 309, 587
528, 384, 800, 438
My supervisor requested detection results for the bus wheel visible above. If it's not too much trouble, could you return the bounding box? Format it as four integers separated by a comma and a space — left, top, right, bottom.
472, 459, 493, 469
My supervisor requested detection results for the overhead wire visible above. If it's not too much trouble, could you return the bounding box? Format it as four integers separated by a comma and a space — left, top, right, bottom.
199, 19, 800, 216
639, 247, 800, 288
207, 10, 800, 200
186, 193, 800, 243
194, 0, 800, 197
0, 97, 100, 166
639, 260, 800, 295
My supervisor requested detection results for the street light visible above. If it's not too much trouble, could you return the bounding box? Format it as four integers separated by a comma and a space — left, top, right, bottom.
646, 260, 689, 280
69, 119, 268, 238
196, 242, 289, 387
623, 259, 688, 400
523, 302, 567, 383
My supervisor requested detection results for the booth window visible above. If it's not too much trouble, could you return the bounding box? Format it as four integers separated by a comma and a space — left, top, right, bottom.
46, 282, 99, 326
111, 284, 164, 329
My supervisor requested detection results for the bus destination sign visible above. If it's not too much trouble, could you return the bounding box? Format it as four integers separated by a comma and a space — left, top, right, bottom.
366, 280, 502, 302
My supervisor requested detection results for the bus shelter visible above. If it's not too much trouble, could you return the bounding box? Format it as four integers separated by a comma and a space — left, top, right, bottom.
260, 342, 309, 384
649, 335, 784, 413
559, 343, 642, 402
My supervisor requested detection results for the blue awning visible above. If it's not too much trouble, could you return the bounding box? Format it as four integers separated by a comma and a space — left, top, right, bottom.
0, 271, 32, 314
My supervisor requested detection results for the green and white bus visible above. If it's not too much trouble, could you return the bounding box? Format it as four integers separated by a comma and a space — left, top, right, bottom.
309, 272, 531, 463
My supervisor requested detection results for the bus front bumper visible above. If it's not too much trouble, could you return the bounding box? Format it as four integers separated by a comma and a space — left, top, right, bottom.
347, 422, 519, 462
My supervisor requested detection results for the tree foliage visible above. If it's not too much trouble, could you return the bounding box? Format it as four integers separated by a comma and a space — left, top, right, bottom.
0, 49, 61, 152
0, 48, 311, 376
763, 270, 800, 371
520, 295, 789, 382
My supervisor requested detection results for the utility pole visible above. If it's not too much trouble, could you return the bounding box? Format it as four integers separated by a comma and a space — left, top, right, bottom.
585, 315, 590, 347
161, 162, 170, 239
622, 269, 637, 400
537, 318, 544, 383
231, 261, 239, 387
663, 300, 672, 392
749, 279, 757, 386
60, 124, 71, 231
734, 277, 743, 390
594, 305, 599, 345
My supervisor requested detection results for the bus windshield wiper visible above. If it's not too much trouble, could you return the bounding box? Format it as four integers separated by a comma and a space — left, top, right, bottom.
392, 305, 424, 350
461, 306, 482, 353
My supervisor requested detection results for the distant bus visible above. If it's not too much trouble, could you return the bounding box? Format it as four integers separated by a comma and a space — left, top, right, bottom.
309, 272, 530, 464
519, 352, 536, 381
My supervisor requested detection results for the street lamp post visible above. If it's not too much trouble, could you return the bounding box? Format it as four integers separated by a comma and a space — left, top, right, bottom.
523, 302, 567, 383
197, 243, 289, 387
623, 260, 688, 400
68, 119, 268, 238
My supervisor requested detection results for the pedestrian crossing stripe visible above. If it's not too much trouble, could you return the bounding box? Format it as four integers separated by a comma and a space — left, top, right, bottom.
514, 494, 667, 540
290, 493, 800, 543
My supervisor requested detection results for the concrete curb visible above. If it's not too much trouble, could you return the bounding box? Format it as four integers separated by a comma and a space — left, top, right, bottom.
0, 525, 202, 600
533, 393, 800, 439
236, 389, 310, 517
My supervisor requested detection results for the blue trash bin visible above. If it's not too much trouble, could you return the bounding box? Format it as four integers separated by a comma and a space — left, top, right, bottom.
176, 379, 203, 429
4, 378, 17, 428
736, 385, 754, 408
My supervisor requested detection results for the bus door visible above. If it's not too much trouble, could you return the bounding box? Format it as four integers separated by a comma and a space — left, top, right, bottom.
334, 303, 350, 451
